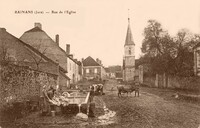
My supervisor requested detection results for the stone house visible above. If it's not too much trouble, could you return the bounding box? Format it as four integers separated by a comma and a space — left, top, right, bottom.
82, 56, 106, 81
0, 27, 69, 90
20, 23, 81, 87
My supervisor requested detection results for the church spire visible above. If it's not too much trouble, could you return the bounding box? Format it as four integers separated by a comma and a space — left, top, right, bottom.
125, 9, 135, 46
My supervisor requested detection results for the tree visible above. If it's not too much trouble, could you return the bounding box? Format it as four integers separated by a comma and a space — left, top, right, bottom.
141, 20, 174, 74
140, 20, 198, 77
171, 29, 195, 76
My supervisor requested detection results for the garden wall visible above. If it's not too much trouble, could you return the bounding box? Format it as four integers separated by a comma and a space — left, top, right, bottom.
144, 74, 200, 92
0, 64, 58, 109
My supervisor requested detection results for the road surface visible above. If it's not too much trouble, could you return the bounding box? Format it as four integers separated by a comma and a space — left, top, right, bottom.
101, 79, 200, 128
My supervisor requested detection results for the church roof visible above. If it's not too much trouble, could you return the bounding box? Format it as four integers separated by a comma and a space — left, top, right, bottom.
82, 56, 101, 67
125, 18, 135, 46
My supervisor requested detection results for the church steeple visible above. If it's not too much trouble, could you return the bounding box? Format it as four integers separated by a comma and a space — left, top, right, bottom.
123, 10, 135, 82
125, 14, 135, 46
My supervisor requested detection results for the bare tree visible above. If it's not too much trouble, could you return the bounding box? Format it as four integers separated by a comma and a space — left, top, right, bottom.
25, 44, 48, 70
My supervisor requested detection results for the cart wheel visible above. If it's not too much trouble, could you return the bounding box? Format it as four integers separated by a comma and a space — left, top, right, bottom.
88, 103, 95, 117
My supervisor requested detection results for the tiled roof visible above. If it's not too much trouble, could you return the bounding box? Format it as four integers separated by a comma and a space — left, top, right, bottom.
20, 27, 68, 71
82, 56, 101, 66
0, 29, 55, 65
20, 26, 80, 71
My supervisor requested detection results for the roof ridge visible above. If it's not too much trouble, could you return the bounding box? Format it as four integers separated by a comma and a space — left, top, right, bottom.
83, 56, 101, 66
24, 27, 44, 33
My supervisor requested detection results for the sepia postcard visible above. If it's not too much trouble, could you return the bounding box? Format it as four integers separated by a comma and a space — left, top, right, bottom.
0, 0, 200, 128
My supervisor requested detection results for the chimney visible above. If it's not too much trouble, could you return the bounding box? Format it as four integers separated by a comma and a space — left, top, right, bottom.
34, 23, 42, 29
0, 28, 6, 32
66, 44, 70, 54
96, 58, 101, 64
69, 54, 73, 58
55, 34, 59, 45
96, 58, 99, 63
0, 28, 6, 34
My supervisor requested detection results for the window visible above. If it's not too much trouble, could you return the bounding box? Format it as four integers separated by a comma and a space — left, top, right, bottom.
129, 47, 131, 55
94, 68, 97, 73
86, 69, 89, 73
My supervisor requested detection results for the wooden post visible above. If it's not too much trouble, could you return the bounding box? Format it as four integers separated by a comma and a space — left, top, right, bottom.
155, 74, 159, 87
163, 73, 166, 88
194, 49, 197, 76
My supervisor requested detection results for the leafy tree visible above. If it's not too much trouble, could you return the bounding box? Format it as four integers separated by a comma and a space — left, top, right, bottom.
140, 20, 197, 77
141, 20, 174, 74
171, 29, 195, 76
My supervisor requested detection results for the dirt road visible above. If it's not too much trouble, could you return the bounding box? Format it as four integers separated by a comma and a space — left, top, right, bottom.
102, 79, 200, 128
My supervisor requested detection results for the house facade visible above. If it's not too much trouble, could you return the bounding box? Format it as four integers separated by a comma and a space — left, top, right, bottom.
82, 56, 106, 81
65, 44, 82, 84
106, 65, 122, 79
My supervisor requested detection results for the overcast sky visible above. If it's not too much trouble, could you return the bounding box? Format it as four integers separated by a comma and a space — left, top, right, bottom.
0, 0, 200, 66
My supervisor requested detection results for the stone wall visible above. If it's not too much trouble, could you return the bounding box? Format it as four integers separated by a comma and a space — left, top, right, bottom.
0, 64, 58, 108
143, 75, 156, 87
143, 74, 200, 92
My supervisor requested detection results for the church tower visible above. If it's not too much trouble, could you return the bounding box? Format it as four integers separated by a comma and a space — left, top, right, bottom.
123, 16, 135, 82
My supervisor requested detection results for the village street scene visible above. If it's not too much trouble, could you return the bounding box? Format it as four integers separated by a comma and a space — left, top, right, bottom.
0, 0, 200, 128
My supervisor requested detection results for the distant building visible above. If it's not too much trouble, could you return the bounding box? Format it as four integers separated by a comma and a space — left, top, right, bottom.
82, 56, 106, 81
20, 23, 81, 88
105, 65, 122, 79
122, 17, 135, 82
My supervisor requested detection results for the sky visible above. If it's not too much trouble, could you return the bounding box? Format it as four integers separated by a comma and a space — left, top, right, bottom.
0, 0, 200, 67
